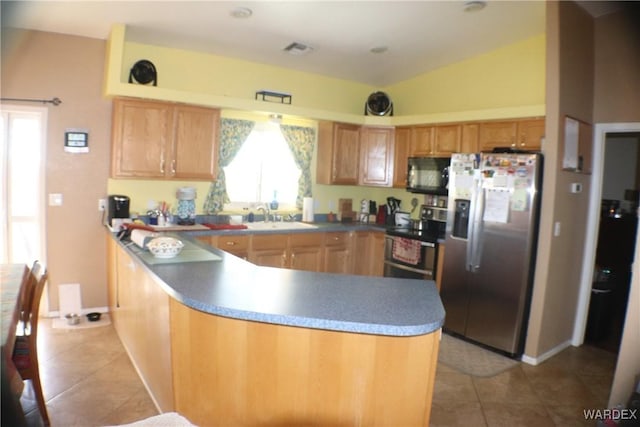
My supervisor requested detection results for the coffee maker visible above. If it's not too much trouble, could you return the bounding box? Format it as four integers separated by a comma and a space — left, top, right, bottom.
108, 195, 130, 226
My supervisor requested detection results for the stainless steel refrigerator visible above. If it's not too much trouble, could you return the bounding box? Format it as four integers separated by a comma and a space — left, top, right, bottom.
441, 152, 542, 357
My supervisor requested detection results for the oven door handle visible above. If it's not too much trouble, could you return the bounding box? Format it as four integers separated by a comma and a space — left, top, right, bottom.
384, 261, 434, 278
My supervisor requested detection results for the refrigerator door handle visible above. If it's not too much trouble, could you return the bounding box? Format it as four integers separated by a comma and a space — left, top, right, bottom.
465, 175, 481, 271
470, 186, 485, 272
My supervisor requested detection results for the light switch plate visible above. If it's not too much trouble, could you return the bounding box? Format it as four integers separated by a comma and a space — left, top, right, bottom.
49, 193, 63, 206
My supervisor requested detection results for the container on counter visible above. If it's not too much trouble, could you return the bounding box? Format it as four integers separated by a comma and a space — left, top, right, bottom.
176, 187, 196, 225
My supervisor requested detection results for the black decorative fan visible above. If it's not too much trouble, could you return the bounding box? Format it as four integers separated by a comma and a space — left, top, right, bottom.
365, 91, 393, 116
128, 60, 157, 86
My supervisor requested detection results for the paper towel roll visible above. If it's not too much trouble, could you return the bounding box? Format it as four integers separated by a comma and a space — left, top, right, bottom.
302, 197, 314, 222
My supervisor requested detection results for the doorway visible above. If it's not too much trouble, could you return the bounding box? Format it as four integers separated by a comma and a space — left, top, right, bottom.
588, 133, 639, 353
0, 105, 47, 265
575, 123, 640, 354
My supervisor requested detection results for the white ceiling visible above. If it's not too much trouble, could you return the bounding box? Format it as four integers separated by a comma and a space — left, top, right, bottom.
0, 1, 617, 87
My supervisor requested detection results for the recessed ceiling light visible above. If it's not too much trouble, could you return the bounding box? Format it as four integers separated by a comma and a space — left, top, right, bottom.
370, 46, 389, 54
464, 1, 487, 12
230, 7, 252, 18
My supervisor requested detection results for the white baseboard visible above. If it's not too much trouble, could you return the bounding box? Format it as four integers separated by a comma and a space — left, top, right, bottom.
521, 339, 572, 366
47, 306, 109, 318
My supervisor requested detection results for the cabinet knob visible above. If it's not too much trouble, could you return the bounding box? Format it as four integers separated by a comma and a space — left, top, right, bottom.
171, 160, 176, 174
226, 241, 236, 246
334, 236, 339, 241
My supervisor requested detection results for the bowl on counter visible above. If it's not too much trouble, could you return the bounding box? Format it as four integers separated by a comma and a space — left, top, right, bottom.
147, 237, 184, 258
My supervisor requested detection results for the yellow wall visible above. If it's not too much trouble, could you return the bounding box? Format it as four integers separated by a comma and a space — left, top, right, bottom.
386, 34, 546, 116
107, 25, 545, 217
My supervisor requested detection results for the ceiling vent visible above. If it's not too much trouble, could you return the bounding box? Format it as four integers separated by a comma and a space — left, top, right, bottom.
283, 42, 314, 55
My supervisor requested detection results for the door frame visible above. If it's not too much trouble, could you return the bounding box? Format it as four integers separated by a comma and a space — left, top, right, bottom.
573, 122, 640, 345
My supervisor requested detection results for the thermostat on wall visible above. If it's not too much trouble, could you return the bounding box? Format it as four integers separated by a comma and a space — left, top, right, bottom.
64, 129, 89, 153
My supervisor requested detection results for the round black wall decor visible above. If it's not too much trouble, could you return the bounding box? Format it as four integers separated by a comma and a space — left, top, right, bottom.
365, 91, 393, 116
128, 60, 157, 86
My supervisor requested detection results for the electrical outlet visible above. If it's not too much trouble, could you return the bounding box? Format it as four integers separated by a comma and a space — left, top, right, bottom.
98, 198, 107, 211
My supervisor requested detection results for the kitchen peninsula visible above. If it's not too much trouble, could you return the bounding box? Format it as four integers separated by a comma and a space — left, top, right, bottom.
106, 229, 444, 427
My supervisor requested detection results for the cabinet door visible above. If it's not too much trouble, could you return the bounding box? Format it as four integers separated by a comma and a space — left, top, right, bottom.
324, 245, 351, 274
516, 118, 545, 150
433, 125, 461, 155
250, 249, 287, 268
351, 232, 371, 275
324, 232, 351, 274
290, 246, 323, 272
359, 126, 394, 187
172, 105, 219, 180
410, 126, 434, 156
249, 234, 287, 267
461, 123, 480, 153
369, 231, 385, 277
332, 123, 361, 184
111, 98, 172, 178
478, 121, 517, 151
289, 233, 324, 272
393, 127, 411, 188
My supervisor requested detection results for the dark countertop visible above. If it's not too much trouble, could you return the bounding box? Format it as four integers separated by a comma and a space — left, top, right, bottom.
111, 225, 445, 337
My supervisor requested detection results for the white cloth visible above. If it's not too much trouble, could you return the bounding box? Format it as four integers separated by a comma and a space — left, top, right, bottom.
105, 412, 196, 427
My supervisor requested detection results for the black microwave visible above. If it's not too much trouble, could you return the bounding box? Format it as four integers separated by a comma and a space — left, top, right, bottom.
406, 157, 450, 195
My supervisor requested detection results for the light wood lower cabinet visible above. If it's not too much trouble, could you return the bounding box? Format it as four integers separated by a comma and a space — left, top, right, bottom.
249, 233, 324, 272
170, 299, 440, 426
107, 236, 174, 412
352, 231, 385, 276
108, 233, 440, 425
196, 234, 249, 260
198, 230, 386, 275
323, 232, 352, 274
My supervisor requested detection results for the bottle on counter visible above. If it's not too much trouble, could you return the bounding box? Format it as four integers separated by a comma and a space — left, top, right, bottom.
270, 191, 279, 210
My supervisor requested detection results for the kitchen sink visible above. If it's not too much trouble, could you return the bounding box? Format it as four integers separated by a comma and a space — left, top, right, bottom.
244, 221, 318, 231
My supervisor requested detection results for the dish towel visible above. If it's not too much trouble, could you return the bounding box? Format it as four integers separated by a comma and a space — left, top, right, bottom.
392, 237, 422, 265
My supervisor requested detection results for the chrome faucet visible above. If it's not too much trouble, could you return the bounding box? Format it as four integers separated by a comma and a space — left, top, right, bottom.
257, 204, 271, 222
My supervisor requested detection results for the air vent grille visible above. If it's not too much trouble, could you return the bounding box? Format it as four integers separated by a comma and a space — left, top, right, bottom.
283, 42, 314, 55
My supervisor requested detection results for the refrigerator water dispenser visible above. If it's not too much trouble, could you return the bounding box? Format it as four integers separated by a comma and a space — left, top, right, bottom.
453, 199, 470, 239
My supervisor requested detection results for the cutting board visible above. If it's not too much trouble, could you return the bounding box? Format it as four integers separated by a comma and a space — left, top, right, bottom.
149, 224, 209, 232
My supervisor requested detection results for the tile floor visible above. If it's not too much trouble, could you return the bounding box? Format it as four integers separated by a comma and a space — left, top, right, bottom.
24, 318, 617, 426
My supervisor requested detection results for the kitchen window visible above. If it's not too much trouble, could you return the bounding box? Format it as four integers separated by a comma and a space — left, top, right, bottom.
224, 121, 300, 210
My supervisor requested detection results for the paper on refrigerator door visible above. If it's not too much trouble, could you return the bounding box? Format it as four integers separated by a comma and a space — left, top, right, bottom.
483, 189, 510, 223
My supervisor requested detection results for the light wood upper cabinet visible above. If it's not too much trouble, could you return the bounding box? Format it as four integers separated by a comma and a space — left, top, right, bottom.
317, 121, 393, 188
316, 121, 360, 185
111, 98, 172, 178
111, 98, 220, 180
172, 105, 220, 180
393, 127, 411, 188
516, 118, 545, 150
359, 126, 394, 187
409, 126, 434, 156
409, 125, 460, 157
479, 118, 544, 151
461, 123, 480, 153
478, 121, 519, 151
433, 124, 462, 155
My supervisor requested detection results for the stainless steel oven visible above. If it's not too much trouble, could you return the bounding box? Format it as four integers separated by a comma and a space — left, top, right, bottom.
383, 234, 437, 280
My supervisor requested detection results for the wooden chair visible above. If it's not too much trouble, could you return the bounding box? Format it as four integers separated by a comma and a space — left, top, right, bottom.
12, 261, 50, 426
